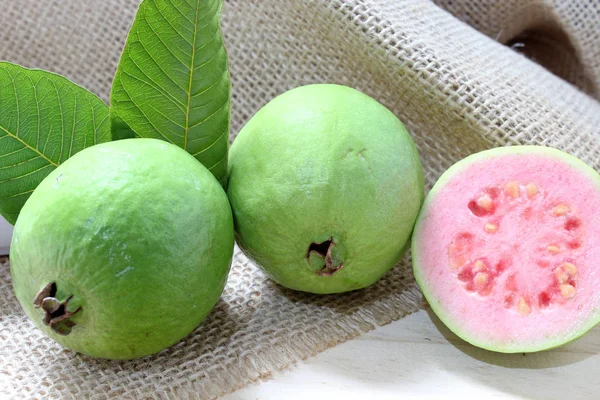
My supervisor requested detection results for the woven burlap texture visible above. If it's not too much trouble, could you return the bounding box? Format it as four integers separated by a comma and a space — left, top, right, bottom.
1, 0, 600, 398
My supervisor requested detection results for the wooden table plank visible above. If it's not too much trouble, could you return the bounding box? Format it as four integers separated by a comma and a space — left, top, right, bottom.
224, 309, 600, 399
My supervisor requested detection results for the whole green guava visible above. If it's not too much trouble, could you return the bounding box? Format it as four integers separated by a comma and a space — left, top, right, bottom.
10, 139, 234, 360
227, 84, 424, 294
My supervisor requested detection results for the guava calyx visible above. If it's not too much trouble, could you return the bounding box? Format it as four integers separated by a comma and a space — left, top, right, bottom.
307, 238, 344, 276
33, 282, 81, 336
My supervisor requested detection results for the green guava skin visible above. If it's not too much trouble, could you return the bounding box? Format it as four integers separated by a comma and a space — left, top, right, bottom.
412, 146, 600, 353
227, 84, 424, 294
10, 139, 234, 360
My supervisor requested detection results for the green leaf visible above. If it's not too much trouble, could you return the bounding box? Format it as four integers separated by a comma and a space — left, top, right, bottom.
110, 0, 230, 186
0, 62, 110, 225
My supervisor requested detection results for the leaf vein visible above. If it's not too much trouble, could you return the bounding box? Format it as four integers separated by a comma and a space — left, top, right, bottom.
119, 83, 177, 145
119, 66, 186, 112
0, 189, 35, 200
187, 98, 228, 130
33, 77, 41, 149
144, 12, 191, 66
154, 0, 195, 40
95, 112, 110, 142
50, 78, 66, 165
190, 125, 227, 157
190, 68, 228, 99
194, 52, 219, 71
135, 38, 188, 92
183, 0, 202, 150
69, 93, 77, 158
0, 156, 42, 170
0, 126, 57, 167
0, 163, 54, 184
0, 147, 27, 160
207, 150, 227, 171
165, 0, 195, 25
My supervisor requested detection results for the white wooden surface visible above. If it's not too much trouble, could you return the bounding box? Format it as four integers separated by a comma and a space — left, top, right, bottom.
224, 308, 600, 400
0, 216, 12, 255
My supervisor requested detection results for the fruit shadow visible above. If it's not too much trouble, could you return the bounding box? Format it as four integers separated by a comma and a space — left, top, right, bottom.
59, 298, 241, 372
271, 258, 423, 318
425, 307, 600, 399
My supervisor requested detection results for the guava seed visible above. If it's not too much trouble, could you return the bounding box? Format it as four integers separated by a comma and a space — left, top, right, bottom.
517, 297, 531, 315
555, 269, 569, 284
473, 260, 486, 273
484, 223, 498, 233
560, 284, 576, 299
474, 272, 489, 287
506, 182, 520, 198
448, 233, 474, 270
553, 204, 571, 216
561, 262, 577, 276
448, 250, 467, 270
477, 195, 493, 211
547, 244, 560, 254
526, 183, 538, 197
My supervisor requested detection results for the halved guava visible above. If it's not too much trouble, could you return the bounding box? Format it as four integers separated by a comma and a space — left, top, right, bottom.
413, 146, 600, 353
10, 139, 234, 359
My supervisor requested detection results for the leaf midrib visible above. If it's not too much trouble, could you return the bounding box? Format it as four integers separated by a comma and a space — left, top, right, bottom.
183, 0, 201, 151
0, 125, 58, 167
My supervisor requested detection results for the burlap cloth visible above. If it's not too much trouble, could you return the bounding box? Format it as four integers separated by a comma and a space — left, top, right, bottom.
1, 0, 599, 398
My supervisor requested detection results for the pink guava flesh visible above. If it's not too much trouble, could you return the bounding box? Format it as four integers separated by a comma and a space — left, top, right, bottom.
413, 146, 600, 352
